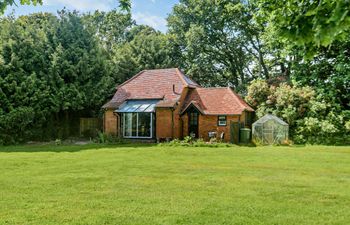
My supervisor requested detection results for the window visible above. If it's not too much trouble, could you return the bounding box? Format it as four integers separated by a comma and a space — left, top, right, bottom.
218, 116, 227, 126
123, 113, 153, 138
138, 113, 151, 137
124, 113, 133, 136
189, 112, 198, 126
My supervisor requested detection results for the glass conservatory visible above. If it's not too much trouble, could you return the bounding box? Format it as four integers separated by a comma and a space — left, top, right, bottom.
115, 100, 158, 139
252, 114, 289, 145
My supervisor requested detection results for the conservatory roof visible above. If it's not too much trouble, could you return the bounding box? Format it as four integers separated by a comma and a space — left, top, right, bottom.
115, 99, 159, 113
253, 114, 288, 126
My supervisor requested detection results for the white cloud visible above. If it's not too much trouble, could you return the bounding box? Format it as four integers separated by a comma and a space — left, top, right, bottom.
44, 0, 114, 11
132, 12, 167, 32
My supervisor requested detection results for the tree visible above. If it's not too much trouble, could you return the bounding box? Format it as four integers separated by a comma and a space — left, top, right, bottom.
0, 13, 57, 142
112, 25, 177, 82
83, 10, 133, 50
254, 0, 350, 54
167, 0, 269, 89
249, 0, 350, 112
0, 10, 124, 143
291, 40, 350, 110
118, 0, 131, 12
0, 0, 42, 14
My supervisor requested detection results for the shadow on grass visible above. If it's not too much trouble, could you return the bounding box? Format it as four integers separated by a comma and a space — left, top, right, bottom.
0, 143, 158, 153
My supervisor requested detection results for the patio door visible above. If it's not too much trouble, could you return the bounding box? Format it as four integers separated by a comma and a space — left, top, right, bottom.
123, 113, 153, 138
117, 99, 158, 139
188, 111, 199, 138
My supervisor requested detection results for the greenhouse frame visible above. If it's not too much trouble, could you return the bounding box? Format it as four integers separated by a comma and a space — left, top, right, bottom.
252, 114, 289, 145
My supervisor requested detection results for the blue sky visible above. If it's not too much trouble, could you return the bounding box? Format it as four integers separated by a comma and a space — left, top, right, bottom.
4, 0, 179, 32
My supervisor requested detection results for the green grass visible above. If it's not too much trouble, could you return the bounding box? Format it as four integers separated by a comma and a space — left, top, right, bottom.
0, 144, 350, 225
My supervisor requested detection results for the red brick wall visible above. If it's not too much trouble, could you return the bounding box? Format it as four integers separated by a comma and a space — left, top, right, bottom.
104, 110, 118, 135
197, 115, 240, 142
182, 113, 189, 138
156, 108, 173, 139
180, 114, 240, 142
156, 87, 197, 140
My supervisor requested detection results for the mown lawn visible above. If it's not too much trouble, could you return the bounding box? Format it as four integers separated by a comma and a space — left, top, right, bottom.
0, 144, 350, 225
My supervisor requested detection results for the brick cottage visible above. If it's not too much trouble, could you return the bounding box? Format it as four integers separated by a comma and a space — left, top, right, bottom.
102, 68, 254, 142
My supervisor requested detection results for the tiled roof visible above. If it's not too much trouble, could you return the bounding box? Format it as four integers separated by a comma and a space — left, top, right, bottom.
155, 98, 179, 108
181, 87, 254, 115
103, 68, 200, 109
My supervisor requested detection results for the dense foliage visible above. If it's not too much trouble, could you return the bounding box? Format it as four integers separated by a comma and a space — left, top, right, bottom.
0, 10, 175, 144
255, 0, 350, 51
111, 25, 176, 83
246, 80, 350, 145
0, 0, 42, 14
168, 0, 269, 89
0, 0, 349, 145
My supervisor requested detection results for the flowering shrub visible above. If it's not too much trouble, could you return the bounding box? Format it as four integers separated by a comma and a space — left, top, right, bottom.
246, 80, 350, 145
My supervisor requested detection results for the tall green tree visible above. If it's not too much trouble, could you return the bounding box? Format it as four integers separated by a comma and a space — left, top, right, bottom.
168, 0, 269, 89
291, 40, 350, 109
118, 0, 131, 12
254, 0, 350, 51
83, 10, 133, 50
112, 25, 177, 82
0, 10, 124, 143
0, 13, 57, 142
0, 0, 42, 14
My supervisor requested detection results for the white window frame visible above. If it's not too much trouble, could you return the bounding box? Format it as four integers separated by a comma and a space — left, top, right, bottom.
218, 115, 227, 126
122, 113, 153, 139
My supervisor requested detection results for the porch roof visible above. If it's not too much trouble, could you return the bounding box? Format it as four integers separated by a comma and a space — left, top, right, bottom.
115, 99, 160, 113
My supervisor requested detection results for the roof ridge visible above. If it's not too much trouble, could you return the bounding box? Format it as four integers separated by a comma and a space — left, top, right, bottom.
116, 68, 181, 89
145, 68, 178, 71
116, 70, 145, 89
197, 87, 227, 89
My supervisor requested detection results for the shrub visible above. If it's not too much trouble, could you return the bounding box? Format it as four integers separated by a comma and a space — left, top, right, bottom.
246, 79, 271, 108
94, 131, 125, 144
246, 79, 350, 145
159, 136, 234, 148
0, 107, 35, 145
193, 138, 207, 147
55, 139, 62, 146
183, 136, 194, 144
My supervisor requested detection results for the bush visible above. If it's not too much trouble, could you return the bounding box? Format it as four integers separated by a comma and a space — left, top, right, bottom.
55, 139, 62, 146
0, 107, 35, 145
246, 79, 350, 145
159, 136, 234, 148
94, 131, 125, 144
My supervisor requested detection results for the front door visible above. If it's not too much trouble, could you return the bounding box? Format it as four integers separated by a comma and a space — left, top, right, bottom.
188, 111, 199, 138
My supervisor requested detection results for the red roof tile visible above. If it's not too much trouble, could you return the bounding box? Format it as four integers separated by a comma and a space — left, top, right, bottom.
155, 99, 179, 108
103, 68, 200, 109
181, 87, 254, 115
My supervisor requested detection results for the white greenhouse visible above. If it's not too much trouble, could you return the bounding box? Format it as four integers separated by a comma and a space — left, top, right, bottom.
252, 114, 289, 145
